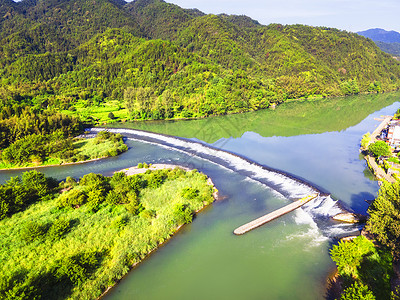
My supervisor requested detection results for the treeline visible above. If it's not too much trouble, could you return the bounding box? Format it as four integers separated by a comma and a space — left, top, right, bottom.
330, 181, 400, 299
0, 170, 57, 220
0, 168, 215, 299
0, 95, 86, 167
0, 0, 399, 122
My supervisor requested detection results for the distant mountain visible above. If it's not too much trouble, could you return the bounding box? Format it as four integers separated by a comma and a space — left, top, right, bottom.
0, 0, 399, 122
357, 28, 400, 43
357, 28, 400, 57
376, 41, 400, 56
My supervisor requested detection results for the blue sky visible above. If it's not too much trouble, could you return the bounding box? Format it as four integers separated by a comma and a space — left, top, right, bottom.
167, 0, 400, 33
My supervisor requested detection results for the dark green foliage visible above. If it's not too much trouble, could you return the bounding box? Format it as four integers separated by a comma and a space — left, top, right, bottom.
331, 236, 375, 279
330, 236, 392, 300
146, 170, 167, 188
56, 251, 101, 286
1, 251, 102, 300
181, 187, 199, 199
125, 192, 144, 215
367, 181, 400, 258
111, 215, 128, 228
368, 141, 392, 157
139, 209, 156, 219
48, 218, 71, 241
21, 221, 49, 243
0, 171, 56, 220
22, 170, 54, 198
340, 282, 376, 300
173, 203, 193, 224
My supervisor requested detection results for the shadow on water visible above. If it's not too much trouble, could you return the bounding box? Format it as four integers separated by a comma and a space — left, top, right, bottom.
107, 92, 400, 143
349, 191, 376, 213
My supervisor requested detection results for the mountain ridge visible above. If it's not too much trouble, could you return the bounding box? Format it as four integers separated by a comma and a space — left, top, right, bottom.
357, 28, 400, 43
0, 0, 399, 122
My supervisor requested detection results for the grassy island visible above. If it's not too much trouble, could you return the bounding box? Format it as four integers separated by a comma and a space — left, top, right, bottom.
0, 167, 215, 300
0, 131, 128, 169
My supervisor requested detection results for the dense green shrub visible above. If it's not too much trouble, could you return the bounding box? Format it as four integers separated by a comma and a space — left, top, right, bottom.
330, 236, 375, 279
367, 181, 400, 257
111, 215, 128, 228
21, 221, 49, 243
181, 187, 199, 199
48, 218, 71, 240
56, 251, 101, 286
340, 282, 375, 300
331, 235, 393, 299
368, 141, 391, 157
58, 188, 88, 208
0, 171, 56, 220
173, 203, 193, 225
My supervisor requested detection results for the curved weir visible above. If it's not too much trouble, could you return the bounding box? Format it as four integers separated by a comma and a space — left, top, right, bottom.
91, 127, 360, 238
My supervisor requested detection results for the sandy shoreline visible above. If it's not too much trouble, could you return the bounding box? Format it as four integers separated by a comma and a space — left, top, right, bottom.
117, 164, 191, 175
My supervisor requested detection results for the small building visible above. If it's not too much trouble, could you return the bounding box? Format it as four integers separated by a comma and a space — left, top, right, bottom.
387, 125, 400, 146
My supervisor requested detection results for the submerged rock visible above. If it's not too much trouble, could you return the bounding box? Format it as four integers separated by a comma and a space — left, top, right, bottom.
332, 213, 367, 223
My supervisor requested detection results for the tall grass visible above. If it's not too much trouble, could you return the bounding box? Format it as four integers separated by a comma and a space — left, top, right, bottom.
0, 168, 215, 300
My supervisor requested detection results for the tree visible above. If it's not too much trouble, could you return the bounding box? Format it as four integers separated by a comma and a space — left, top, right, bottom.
361, 132, 371, 150
161, 89, 174, 118
368, 141, 391, 157
108, 112, 115, 119
366, 181, 400, 257
330, 236, 375, 279
340, 282, 375, 300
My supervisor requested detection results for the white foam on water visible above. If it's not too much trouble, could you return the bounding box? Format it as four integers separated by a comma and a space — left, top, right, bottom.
303, 195, 344, 217
95, 128, 317, 199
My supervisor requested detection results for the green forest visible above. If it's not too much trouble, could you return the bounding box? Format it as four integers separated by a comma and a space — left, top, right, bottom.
330, 181, 400, 299
0, 0, 399, 124
0, 168, 215, 299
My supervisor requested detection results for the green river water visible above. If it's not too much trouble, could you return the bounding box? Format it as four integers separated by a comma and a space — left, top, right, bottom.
2, 92, 400, 299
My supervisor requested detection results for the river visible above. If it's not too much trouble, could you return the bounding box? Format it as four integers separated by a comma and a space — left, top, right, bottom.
1, 92, 399, 299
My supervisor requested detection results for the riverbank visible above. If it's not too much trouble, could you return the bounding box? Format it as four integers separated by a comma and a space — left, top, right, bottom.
0, 131, 127, 171
95, 164, 219, 299
0, 166, 217, 300
361, 115, 398, 183
0, 156, 104, 171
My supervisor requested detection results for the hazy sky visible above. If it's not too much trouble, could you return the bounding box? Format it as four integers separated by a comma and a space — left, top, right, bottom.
167, 0, 400, 33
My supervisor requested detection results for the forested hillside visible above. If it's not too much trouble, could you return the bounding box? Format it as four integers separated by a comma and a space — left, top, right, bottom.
0, 0, 399, 123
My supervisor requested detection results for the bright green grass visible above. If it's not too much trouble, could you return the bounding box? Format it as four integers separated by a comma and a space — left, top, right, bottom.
62, 100, 129, 123
0, 157, 63, 169
0, 169, 214, 300
72, 138, 123, 160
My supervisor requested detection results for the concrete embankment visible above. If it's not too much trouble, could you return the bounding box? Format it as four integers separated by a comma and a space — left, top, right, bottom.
370, 116, 392, 142
362, 116, 396, 183
233, 193, 319, 235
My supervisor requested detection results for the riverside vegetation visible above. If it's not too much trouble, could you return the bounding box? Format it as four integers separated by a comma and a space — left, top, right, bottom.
0, 167, 215, 299
0, 130, 128, 169
330, 169, 400, 298
0, 0, 400, 124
